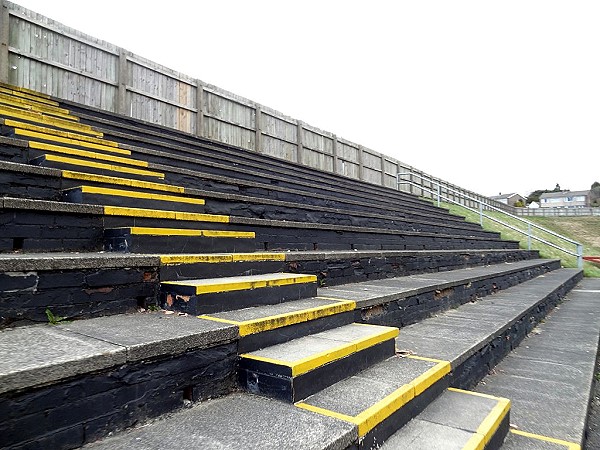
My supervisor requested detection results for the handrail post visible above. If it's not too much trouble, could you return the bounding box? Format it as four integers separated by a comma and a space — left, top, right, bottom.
479, 202, 483, 226
528, 223, 532, 250
437, 185, 441, 207
577, 244, 583, 269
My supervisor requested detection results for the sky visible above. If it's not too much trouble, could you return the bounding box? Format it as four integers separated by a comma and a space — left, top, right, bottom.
11, 1, 600, 197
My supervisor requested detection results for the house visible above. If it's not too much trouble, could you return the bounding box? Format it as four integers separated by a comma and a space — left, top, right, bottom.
528, 201, 540, 209
489, 193, 525, 207
539, 190, 590, 208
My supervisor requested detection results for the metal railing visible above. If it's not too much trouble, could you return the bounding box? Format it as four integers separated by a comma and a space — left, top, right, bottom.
397, 172, 584, 269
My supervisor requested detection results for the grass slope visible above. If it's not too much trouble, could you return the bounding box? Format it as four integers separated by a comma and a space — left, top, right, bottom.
442, 203, 600, 277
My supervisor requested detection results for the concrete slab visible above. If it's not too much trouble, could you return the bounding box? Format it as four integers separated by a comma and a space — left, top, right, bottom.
59, 312, 238, 361
0, 252, 160, 271
0, 324, 125, 394
502, 430, 579, 449
381, 418, 474, 449
476, 279, 600, 447
84, 392, 357, 450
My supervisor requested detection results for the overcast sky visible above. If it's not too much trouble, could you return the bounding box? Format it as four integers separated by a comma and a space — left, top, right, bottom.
13, 0, 600, 196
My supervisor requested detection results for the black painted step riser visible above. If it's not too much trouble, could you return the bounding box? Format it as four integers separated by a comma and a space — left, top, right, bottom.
238, 311, 356, 353
0, 143, 27, 163
204, 200, 498, 238
104, 234, 256, 254
358, 375, 449, 450
451, 271, 584, 390
30, 153, 163, 183
160, 169, 462, 226
160, 250, 540, 286
358, 261, 562, 329
0, 341, 237, 449
161, 282, 318, 315
239, 339, 396, 403
0, 266, 159, 328
64, 190, 206, 213
0, 165, 486, 238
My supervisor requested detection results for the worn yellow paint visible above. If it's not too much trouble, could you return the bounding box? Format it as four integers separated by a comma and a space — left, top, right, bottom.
0, 97, 77, 121
462, 433, 485, 450
103, 206, 229, 223
0, 104, 102, 136
0, 93, 70, 115
119, 227, 253, 238
62, 170, 183, 193
200, 300, 356, 336
241, 326, 395, 377
510, 430, 580, 450
354, 384, 414, 436
15, 129, 129, 155
30, 141, 148, 167
0, 86, 59, 106
5, 119, 118, 147
232, 253, 286, 262
294, 402, 359, 425
476, 398, 510, 447
44, 154, 164, 179
408, 359, 450, 396
79, 185, 205, 205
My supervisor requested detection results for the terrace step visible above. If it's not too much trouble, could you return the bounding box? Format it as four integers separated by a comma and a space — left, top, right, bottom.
64, 185, 206, 213
296, 353, 451, 448
104, 227, 255, 253
239, 322, 399, 402
199, 296, 356, 352
160, 272, 318, 314
477, 278, 600, 450
381, 388, 511, 450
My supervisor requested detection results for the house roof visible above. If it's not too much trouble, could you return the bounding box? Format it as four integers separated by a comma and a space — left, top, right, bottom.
539, 190, 590, 199
490, 193, 523, 200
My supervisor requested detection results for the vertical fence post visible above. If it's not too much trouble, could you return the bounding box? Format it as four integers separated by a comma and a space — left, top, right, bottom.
0, 0, 10, 84
437, 184, 441, 207
380, 155, 386, 186
577, 244, 583, 269
358, 145, 364, 181
528, 223, 532, 250
195, 81, 205, 138
255, 105, 262, 153
117, 49, 129, 116
332, 135, 339, 175
296, 120, 304, 165
479, 202, 483, 226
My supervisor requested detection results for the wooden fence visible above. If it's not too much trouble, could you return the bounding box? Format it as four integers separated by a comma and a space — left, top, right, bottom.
0, 0, 539, 214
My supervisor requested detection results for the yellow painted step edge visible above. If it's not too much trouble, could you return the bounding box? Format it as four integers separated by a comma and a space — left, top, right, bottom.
79, 186, 205, 205
0, 86, 59, 106
509, 430, 581, 450
44, 154, 164, 179
5, 119, 118, 147
159, 253, 286, 265
0, 104, 101, 136
242, 327, 398, 377
62, 170, 182, 193
199, 299, 356, 336
103, 206, 229, 223
30, 141, 147, 167
15, 129, 129, 155
0, 97, 77, 121
115, 227, 254, 238
0, 83, 54, 99
0, 93, 70, 115
448, 389, 510, 450
296, 356, 450, 437
163, 273, 317, 295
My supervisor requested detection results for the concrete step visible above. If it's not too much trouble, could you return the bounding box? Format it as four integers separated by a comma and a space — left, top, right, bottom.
296, 353, 451, 448
239, 322, 399, 402
160, 272, 318, 314
199, 296, 356, 352
64, 185, 206, 213
0, 93, 76, 121
502, 429, 581, 449
0, 84, 60, 107
381, 388, 511, 450
476, 278, 600, 450
395, 268, 584, 389
104, 227, 255, 253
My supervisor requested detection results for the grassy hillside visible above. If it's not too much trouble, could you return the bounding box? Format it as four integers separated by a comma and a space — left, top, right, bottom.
442, 203, 600, 277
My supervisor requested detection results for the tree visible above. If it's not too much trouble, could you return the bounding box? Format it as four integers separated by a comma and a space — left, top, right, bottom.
591, 181, 600, 207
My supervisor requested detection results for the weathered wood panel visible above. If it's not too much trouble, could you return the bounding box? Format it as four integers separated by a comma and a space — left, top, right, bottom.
261, 112, 297, 143
204, 116, 255, 151
304, 148, 334, 172
205, 90, 255, 131
362, 149, 382, 171
262, 134, 297, 161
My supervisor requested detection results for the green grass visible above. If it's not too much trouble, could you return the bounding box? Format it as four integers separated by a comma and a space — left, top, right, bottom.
439, 202, 600, 278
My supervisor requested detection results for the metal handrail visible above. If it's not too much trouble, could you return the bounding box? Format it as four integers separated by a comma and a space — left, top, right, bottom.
397, 172, 584, 269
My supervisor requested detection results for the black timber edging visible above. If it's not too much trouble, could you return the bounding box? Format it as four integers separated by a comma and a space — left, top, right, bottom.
0, 159, 494, 240
59, 103, 452, 214
0, 313, 238, 449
